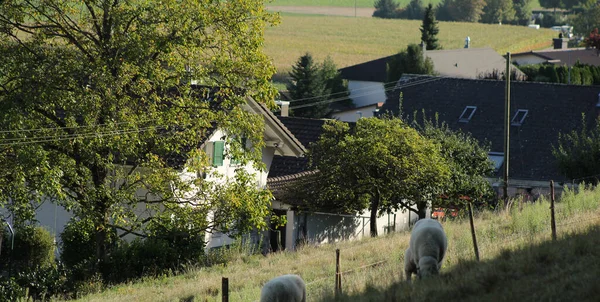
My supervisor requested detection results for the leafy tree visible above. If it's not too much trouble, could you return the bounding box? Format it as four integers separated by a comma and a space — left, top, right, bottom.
586, 28, 600, 56
553, 115, 600, 184
421, 4, 441, 50
386, 44, 435, 87
482, 0, 516, 24
298, 118, 450, 236
374, 0, 400, 18
443, 0, 486, 22
539, 0, 564, 13
403, 0, 425, 20
513, 0, 534, 25
0, 0, 279, 271
572, 7, 600, 36
409, 113, 495, 208
320, 56, 353, 110
287, 53, 330, 118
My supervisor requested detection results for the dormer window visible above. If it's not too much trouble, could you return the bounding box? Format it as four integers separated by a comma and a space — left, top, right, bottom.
511, 109, 528, 126
459, 106, 477, 123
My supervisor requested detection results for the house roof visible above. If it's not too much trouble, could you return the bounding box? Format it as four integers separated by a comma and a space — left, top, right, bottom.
338, 47, 522, 83
267, 116, 328, 177
267, 170, 319, 206
380, 74, 600, 183
512, 48, 600, 67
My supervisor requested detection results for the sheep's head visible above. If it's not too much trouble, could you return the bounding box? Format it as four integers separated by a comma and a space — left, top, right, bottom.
417, 257, 439, 280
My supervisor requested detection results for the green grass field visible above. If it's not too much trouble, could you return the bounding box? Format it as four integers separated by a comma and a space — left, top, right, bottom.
269, 0, 441, 8
268, 0, 542, 9
71, 185, 600, 302
264, 14, 557, 75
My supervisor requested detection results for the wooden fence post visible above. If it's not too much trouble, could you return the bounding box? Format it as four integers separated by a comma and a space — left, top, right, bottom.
468, 202, 480, 261
222, 277, 229, 302
550, 180, 557, 241
335, 248, 342, 296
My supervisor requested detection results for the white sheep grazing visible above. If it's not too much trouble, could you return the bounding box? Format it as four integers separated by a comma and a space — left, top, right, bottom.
404, 218, 448, 283
260, 274, 306, 302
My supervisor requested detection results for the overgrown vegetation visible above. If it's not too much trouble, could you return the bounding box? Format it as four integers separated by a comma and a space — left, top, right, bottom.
68, 180, 600, 302
518, 62, 600, 85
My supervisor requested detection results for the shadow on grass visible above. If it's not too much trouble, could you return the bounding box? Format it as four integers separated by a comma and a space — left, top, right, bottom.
318, 225, 600, 302
179, 294, 195, 302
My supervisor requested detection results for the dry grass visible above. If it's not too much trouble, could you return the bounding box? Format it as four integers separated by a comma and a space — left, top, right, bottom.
71, 185, 600, 302
264, 14, 557, 76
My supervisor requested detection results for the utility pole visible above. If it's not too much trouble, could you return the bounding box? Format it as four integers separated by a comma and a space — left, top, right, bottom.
503, 52, 511, 206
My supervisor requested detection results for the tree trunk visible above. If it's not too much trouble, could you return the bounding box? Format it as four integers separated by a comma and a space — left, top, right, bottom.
369, 193, 380, 237
417, 201, 427, 219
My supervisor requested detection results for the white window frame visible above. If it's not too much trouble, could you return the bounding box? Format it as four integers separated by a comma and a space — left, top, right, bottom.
511, 109, 528, 126
459, 106, 477, 123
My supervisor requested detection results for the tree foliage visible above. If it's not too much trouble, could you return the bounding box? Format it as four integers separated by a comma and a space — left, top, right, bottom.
553, 115, 600, 184
287, 54, 351, 118
400, 0, 425, 20
386, 44, 435, 86
572, 7, 600, 36
445, 0, 486, 22
373, 0, 400, 18
409, 113, 495, 207
420, 4, 441, 50
296, 118, 450, 236
0, 0, 279, 269
586, 28, 600, 56
512, 0, 534, 25
482, 0, 516, 24
539, 0, 564, 11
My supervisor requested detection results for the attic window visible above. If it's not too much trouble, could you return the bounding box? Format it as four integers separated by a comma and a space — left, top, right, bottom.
511, 109, 528, 126
459, 106, 477, 123
488, 152, 504, 172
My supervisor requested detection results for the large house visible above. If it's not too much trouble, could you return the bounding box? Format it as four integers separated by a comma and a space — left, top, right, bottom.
28, 95, 307, 252
379, 74, 599, 197
335, 46, 524, 122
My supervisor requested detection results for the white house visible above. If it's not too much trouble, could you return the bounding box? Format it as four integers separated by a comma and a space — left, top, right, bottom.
26, 96, 306, 252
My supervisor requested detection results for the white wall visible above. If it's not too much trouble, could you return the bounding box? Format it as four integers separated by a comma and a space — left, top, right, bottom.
288, 209, 418, 249
347, 81, 386, 108
331, 104, 378, 123
513, 55, 547, 66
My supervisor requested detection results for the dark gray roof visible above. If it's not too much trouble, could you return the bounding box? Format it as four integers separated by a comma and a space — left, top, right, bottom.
268, 116, 328, 177
513, 48, 600, 67
338, 48, 523, 83
380, 75, 600, 182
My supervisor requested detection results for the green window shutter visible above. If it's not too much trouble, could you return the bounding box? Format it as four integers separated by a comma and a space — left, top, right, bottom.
213, 141, 224, 167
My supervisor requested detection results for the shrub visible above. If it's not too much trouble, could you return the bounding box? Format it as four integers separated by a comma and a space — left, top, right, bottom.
59, 218, 96, 270
0, 225, 55, 273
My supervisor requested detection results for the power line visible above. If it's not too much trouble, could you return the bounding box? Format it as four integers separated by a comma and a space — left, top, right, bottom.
286, 76, 444, 111
0, 118, 159, 134
0, 126, 161, 147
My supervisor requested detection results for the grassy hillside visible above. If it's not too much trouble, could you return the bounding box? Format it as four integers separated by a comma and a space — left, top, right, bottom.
264, 14, 557, 75
269, 0, 444, 8
268, 0, 543, 10
73, 185, 600, 302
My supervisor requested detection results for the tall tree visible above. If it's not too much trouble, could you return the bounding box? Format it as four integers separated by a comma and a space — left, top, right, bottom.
482, 0, 516, 24
539, 0, 564, 13
447, 0, 487, 22
386, 44, 435, 87
421, 4, 441, 50
572, 6, 600, 36
287, 53, 330, 118
320, 56, 353, 110
512, 0, 534, 25
553, 115, 600, 183
298, 118, 450, 236
0, 0, 278, 268
373, 0, 400, 18
404, 0, 425, 20
409, 113, 495, 208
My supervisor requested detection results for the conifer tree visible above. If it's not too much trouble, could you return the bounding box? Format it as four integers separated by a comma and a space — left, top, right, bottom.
287, 53, 330, 118
420, 4, 441, 50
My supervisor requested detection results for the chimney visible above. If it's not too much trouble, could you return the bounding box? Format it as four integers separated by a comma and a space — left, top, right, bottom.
553, 37, 568, 49
464, 36, 471, 49
276, 101, 289, 117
